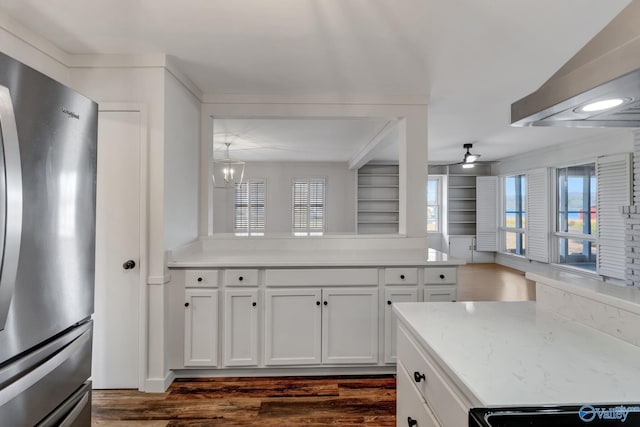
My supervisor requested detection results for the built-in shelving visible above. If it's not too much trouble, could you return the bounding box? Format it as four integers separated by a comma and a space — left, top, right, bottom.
447, 174, 477, 236
357, 164, 399, 234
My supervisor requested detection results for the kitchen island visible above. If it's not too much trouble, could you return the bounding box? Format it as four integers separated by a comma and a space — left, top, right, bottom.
394, 274, 640, 426
166, 236, 464, 377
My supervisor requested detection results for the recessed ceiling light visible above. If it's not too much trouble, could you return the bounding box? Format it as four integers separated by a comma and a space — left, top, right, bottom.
579, 98, 626, 112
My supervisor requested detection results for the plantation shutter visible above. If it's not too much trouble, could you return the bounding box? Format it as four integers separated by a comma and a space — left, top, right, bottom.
234, 180, 265, 234
596, 154, 631, 279
526, 168, 549, 263
293, 179, 325, 234
476, 176, 498, 251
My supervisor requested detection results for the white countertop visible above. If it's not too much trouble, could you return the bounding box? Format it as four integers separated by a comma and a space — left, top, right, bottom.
393, 301, 640, 407
168, 248, 464, 268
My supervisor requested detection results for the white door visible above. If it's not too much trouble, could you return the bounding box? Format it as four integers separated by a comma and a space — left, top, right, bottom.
93, 110, 142, 388
223, 289, 259, 367
383, 287, 418, 364
322, 288, 378, 364
184, 289, 219, 367
265, 288, 321, 365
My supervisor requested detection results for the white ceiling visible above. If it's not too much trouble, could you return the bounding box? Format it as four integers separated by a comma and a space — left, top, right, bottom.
0, 0, 630, 163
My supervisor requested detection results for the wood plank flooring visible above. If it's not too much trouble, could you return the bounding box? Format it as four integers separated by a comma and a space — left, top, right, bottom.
92, 376, 397, 426
92, 263, 535, 426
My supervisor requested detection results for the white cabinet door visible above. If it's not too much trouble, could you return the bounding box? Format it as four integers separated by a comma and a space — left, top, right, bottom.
384, 287, 418, 364
322, 288, 378, 364
265, 288, 322, 365
448, 236, 474, 262
184, 289, 218, 367
397, 362, 441, 427
424, 286, 457, 302
224, 289, 259, 367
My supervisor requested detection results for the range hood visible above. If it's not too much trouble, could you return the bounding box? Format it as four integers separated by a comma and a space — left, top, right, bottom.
511, 1, 640, 128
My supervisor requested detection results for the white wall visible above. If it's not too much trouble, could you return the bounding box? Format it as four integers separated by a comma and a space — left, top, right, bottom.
164, 70, 201, 249
212, 162, 356, 234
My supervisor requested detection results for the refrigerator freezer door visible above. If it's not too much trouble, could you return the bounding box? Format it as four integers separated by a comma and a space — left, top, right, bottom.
0, 84, 22, 332
0, 321, 92, 427
37, 381, 92, 427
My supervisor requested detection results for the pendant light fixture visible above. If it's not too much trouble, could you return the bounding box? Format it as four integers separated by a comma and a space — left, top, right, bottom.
212, 142, 245, 188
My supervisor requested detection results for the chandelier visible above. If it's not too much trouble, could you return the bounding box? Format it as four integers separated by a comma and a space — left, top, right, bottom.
212, 142, 245, 188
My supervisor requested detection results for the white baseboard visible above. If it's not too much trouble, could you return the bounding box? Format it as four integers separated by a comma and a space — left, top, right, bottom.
144, 371, 175, 392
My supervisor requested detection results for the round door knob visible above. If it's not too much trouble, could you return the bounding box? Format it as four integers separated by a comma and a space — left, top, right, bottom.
123, 260, 136, 270
407, 417, 418, 427
238, 276, 244, 281
323, 301, 328, 306
184, 302, 190, 307
252, 302, 257, 307
387, 300, 392, 305
439, 274, 445, 279
316, 301, 321, 306
400, 274, 405, 279
197, 277, 203, 282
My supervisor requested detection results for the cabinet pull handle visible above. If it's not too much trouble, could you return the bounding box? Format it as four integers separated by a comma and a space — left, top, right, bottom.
252, 302, 257, 307
316, 301, 321, 306
413, 371, 426, 383
197, 277, 203, 282
400, 274, 405, 279
323, 301, 328, 306
184, 302, 190, 307
387, 300, 392, 305
439, 274, 445, 279
238, 276, 244, 281
407, 417, 418, 427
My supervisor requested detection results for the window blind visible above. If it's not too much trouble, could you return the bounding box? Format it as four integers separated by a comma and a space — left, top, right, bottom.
596, 154, 631, 279
476, 176, 498, 251
234, 180, 265, 234
526, 168, 549, 263
293, 178, 325, 234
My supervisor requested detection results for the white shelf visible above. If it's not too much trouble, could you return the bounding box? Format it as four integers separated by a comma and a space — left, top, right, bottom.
358, 164, 400, 235
358, 220, 400, 224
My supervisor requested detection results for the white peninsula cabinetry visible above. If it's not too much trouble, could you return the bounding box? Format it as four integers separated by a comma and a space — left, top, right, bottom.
167, 246, 464, 376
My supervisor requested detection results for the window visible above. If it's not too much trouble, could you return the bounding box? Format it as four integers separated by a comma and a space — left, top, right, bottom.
503, 174, 526, 255
292, 178, 325, 236
427, 176, 441, 232
234, 180, 265, 235
555, 164, 596, 271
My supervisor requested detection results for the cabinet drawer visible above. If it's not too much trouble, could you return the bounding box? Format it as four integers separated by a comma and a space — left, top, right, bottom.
397, 362, 441, 427
265, 268, 378, 287
384, 268, 417, 285
423, 286, 456, 302
185, 270, 219, 288
424, 267, 457, 284
224, 269, 259, 286
397, 327, 468, 427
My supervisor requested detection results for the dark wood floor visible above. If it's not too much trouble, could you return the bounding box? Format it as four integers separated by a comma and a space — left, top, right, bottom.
92, 263, 535, 426
92, 376, 396, 426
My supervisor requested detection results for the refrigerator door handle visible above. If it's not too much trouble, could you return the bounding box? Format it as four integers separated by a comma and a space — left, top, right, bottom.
0, 84, 23, 331
0, 328, 89, 407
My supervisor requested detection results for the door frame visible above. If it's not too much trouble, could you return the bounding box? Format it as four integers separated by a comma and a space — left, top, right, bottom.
97, 103, 148, 391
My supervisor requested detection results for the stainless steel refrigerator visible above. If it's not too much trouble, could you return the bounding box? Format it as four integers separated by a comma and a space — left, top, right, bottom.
0, 52, 97, 426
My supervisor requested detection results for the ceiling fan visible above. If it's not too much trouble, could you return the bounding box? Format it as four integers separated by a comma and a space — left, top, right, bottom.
456, 143, 481, 169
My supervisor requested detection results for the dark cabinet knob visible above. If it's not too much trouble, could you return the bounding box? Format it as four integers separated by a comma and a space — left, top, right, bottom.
252, 302, 257, 307
414, 371, 426, 383
407, 417, 417, 427
439, 274, 445, 279
238, 276, 244, 281
184, 302, 190, 307
387, 300, 392, 305
122, 260, 136, 270
316, 301, 321, 306
197, 277, 203, 282
400, 274, 405, 279
323, 301, 328, 306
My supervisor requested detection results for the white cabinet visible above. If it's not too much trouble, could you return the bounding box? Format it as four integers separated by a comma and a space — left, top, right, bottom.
322, 288, 379, 364
424, 286, 456, 302
384, 287, 418, 364
184, 289, 218, 367
265, 287, 379, 366
223, 289, 259, 367
265, 288, 322, 365
397, 362, 441, 427
448, 235, 494, 263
